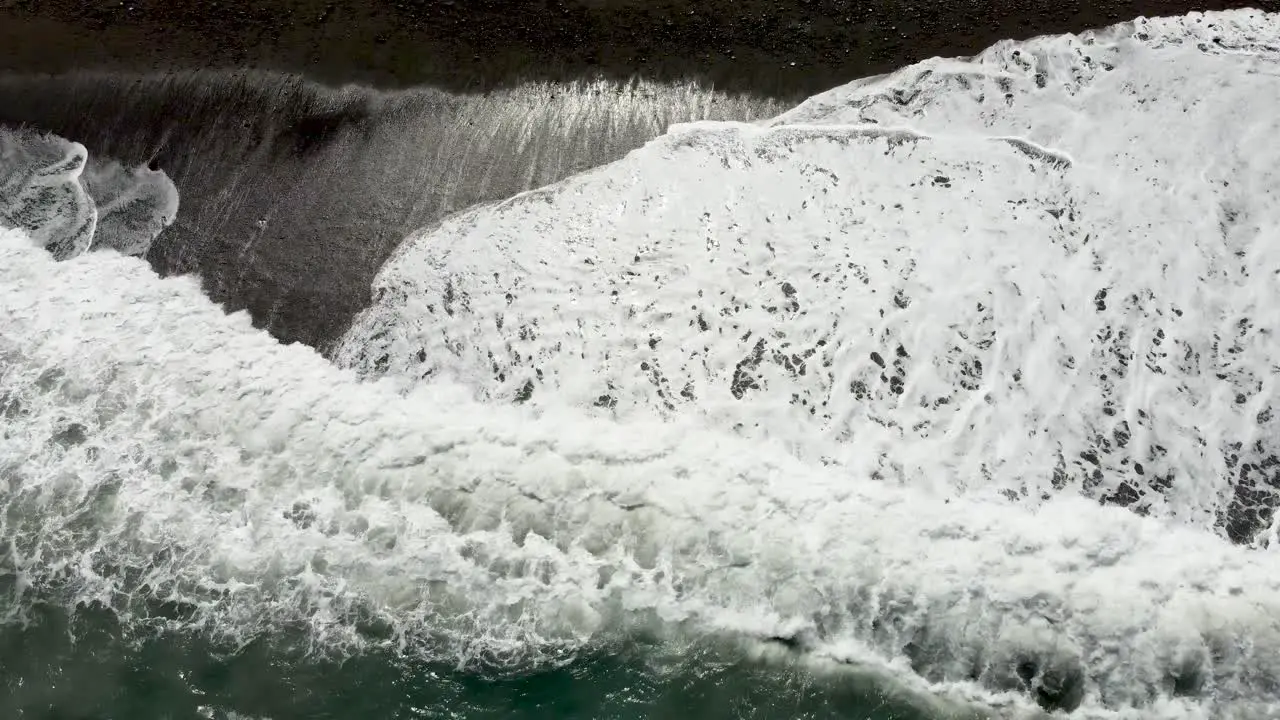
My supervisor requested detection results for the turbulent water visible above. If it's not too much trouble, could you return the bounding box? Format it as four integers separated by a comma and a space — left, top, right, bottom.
0, 72, 785, 349
341, 8, 1280, 546
0, 127, 178, 259
3, 9, 1280, 720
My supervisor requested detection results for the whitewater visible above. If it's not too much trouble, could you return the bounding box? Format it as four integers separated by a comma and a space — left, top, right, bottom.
3, 9, 1279, 720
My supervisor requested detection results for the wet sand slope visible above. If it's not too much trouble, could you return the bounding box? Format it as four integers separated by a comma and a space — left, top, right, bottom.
1, 1, 1274, 350
3, 1, 1276, 98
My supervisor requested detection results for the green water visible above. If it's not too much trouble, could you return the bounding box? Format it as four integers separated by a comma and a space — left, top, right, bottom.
0, 599, 989, 720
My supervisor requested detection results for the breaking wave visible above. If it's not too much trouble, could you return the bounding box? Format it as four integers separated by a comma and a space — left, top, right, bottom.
340, 10, 1280, 547
3, 9, 1280, 720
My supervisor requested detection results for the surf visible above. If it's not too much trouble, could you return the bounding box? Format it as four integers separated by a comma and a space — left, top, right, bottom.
2, 9, 1279, 720
0, 71, 786, 350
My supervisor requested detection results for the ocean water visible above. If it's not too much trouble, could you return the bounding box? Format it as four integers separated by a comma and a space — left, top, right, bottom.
3, 9, 1280, 720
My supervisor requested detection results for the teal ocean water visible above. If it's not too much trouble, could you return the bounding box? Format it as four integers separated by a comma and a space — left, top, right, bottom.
1, 599, 955, 720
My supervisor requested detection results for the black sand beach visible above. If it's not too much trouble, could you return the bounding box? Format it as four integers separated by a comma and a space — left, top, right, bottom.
0, 1, 1273, 349
4, 5, 1280, 720
3, 1, 1275, 98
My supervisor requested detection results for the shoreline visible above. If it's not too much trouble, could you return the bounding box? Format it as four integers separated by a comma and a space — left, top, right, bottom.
2, 1, 1274, 98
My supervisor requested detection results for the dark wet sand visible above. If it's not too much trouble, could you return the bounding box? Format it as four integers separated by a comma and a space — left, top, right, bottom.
3, 1, 1275, 98
0, 72, 787, 350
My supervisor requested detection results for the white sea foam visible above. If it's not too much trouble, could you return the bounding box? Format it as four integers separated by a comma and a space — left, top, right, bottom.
0, 128, 96, 258
0, 127, 177, 259
79, 155, 179, 256
5, 9, 1280, 720
2, 222, 1280, 718
338, 10, 1280, 546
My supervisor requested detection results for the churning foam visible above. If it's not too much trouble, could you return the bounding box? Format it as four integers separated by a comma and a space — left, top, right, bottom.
4, 8, 1280, 720
2, 221, 1280, 718
0, 127, 177, 259
339, 10, 1280, 546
